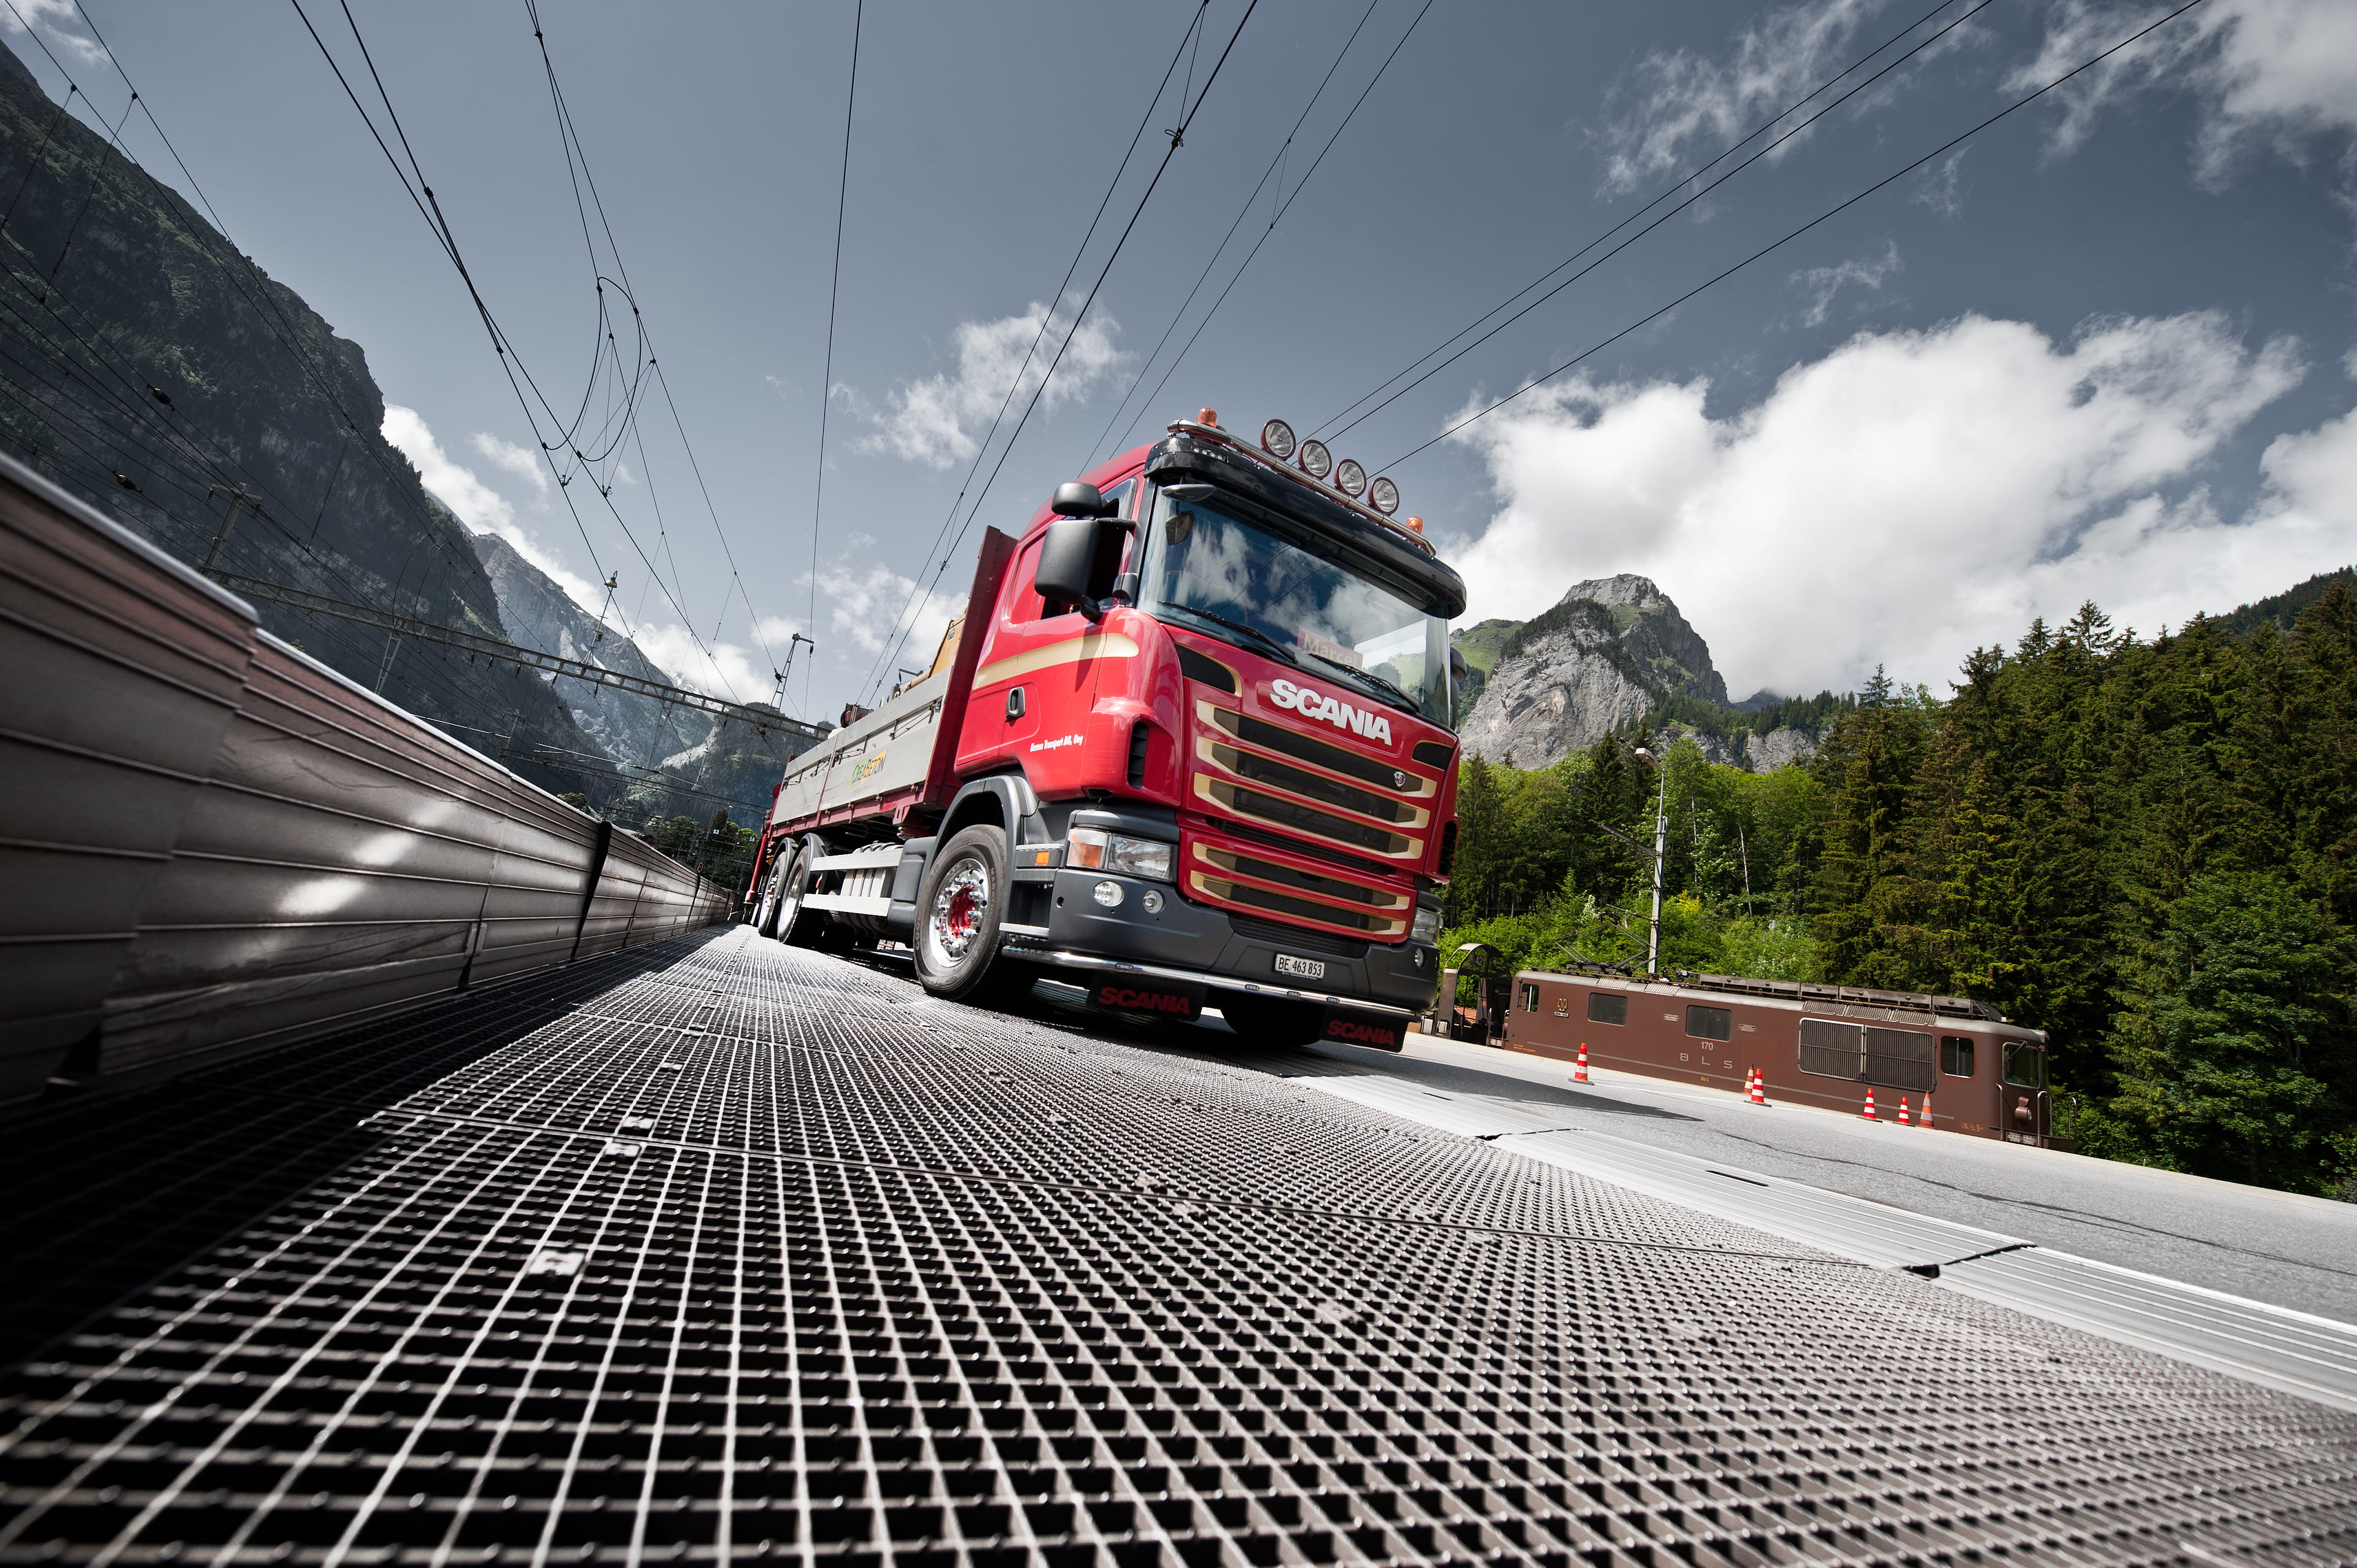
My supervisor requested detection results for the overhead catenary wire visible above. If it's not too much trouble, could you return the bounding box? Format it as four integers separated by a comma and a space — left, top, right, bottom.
1378, 0, 2217, 473
859, 0, 1262, 705
1322, 0, 1997, 449
289, 0, 759, 703
803, 0, 863, 720
850, 1, 1215, 709
1102, 0, 1438, 461
1082, 0, 1390, 465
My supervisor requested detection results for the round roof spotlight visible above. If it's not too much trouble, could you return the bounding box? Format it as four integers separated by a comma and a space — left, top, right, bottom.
1368, 475, 1401, 515
1297, 439, 1333, 481
1334, 458, 1368, 498
1260, 419, 1297, 460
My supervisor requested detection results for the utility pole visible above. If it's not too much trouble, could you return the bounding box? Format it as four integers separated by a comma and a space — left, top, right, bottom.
1633, 744, 1669, 976
590, 573, 618, 647
201, 485, 251, 574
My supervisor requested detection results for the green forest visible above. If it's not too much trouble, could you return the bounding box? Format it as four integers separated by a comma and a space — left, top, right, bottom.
1441, 584, 2357, 1199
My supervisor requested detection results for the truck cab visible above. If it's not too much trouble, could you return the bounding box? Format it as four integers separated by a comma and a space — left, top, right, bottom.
753, 414, 1467, 1048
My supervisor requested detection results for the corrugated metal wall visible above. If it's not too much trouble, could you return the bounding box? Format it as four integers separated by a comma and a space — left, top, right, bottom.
0, 453, 732, 1102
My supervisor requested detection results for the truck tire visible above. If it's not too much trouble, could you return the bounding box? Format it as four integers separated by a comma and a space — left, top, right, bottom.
773, 840, 822, 948
912, 824, 1016, 1002
1218, 992, 1326, 1048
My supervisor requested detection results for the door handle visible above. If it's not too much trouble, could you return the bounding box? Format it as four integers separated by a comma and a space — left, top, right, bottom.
1005, 687, 1026, 721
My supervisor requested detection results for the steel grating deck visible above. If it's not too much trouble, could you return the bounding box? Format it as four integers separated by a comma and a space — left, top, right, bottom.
2, 927, 2355, 1568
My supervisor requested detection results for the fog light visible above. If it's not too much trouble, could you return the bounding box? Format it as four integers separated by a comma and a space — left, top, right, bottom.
1142, 889, 1164, 914
1092, 879, 1123, 908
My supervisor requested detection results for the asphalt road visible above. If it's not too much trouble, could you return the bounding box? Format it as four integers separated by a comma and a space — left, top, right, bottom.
1246, 1024, 2357, 1324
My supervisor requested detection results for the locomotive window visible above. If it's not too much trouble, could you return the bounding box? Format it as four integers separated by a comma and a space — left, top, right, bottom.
1685, 1005, 1733, 1041
1799, 1017, 1864, 1079
1941, 1036, 1976, 1078
1587, 992, 1627, 1025
1520, 983, 1539, 1013
2003, 1041, 2045, 1088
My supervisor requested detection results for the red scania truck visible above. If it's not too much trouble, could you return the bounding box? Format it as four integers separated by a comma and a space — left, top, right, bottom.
744, 412, 1468, 1048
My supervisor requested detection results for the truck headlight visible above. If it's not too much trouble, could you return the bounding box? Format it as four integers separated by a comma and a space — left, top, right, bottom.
1411, 906, 1442, 945
1069, 827, 1174, 882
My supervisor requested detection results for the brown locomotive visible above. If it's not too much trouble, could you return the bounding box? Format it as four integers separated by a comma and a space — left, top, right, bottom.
1488, 964, 2058, 1146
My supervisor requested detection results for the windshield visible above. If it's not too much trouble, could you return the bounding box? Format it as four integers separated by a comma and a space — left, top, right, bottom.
1141, 487, 1451, 725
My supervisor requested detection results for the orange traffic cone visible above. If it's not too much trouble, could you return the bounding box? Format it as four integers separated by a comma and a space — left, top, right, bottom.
1919, 1100, 1933, 1130
1897, 1097, 1912, 1126
1572, 1043, 1591, 1084
1747, 1068, 1766, 1106
1861, 1088, 1878, 1121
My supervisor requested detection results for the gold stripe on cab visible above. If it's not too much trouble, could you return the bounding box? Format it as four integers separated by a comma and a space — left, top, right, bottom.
972, 631, 1140, 689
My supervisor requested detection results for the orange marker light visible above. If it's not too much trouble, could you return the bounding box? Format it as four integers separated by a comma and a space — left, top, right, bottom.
1404, 516, 1425, 535
1198, 407, 1218, 427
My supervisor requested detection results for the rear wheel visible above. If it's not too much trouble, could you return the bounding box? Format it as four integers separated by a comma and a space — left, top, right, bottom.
1218, 992, 1326, 1048
772, 840, 822, 948
912, 825, 1015, 1002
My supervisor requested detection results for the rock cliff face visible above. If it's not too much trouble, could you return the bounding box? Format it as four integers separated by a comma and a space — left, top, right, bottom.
1457, 576, 1722, 767
468, 529, 814, 821
0, 38, 602, 791
1455, 575, 1820, 771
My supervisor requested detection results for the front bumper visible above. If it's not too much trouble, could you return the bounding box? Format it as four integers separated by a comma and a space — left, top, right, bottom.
999, 866, 1439, 1014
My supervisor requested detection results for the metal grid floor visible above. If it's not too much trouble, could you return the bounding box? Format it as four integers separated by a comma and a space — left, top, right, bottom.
4, 927, 2355, 1568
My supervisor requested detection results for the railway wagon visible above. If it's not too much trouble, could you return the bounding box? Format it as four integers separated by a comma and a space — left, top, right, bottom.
1497, 967, 2059, 1146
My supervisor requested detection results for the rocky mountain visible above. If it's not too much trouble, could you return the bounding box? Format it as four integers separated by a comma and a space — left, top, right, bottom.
1455, 575, 1824, 771
0, 39, 602, 791
466, 526, 815, 825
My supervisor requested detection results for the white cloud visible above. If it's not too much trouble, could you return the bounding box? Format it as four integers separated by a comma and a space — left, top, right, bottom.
814, 560, 962, 661
1446, 311, 2340, 699
629, 623, 780, 707
1790, 239, 1900, 326
2014, 0, 2357, 183
866, 299, 1127, 468
467, 431, 548, 498
1912, 149, 1970, 218
382, 405, 603, 611
1, 0, 110, 71
1591, 0, 1917, 196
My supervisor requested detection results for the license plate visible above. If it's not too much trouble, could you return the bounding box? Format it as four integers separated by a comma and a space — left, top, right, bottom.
1273, 953, 1325, 981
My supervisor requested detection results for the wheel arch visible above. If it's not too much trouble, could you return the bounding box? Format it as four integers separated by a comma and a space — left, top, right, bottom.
937, 772, 1042, 846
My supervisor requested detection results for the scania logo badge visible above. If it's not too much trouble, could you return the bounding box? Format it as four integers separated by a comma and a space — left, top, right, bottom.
1392, 770, 1408, 789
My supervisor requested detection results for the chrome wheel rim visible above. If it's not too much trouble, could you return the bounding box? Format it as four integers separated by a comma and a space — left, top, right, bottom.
926, 855, 991, 967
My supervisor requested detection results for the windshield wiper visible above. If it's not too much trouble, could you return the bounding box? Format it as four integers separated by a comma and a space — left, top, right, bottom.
1164, 604, 1300, 668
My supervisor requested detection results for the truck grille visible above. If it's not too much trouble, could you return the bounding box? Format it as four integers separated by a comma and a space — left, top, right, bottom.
1194, 780, 1415, 857
1183, 841, 1409, 943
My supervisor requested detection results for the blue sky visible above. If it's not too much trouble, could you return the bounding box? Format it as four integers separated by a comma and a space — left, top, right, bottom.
8, 0, 2355, 712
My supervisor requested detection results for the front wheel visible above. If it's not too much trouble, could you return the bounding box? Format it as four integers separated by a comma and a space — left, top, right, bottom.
911, 824, 1015, 1002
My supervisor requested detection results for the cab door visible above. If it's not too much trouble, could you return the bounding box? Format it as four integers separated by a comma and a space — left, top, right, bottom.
2001, 1041, 2049, 1146
955, 481, 1136, 789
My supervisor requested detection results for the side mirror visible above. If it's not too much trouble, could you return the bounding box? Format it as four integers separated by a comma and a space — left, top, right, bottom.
1449, 646, 1468, 684
1052, 480, 1119, 519
1035, 517, 1104, 614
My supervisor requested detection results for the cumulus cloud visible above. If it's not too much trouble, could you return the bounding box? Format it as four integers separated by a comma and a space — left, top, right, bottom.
0, 0, 110, 71
814, 560, 964, 662
866, 300, 1127, 468
1790, 239, 1901, 326
1591, 0, 1929, 196
382, 405, 603, 611
2014, 0, 2357, 183
1446, 311, 2341, 699
467, 432, 549, 498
